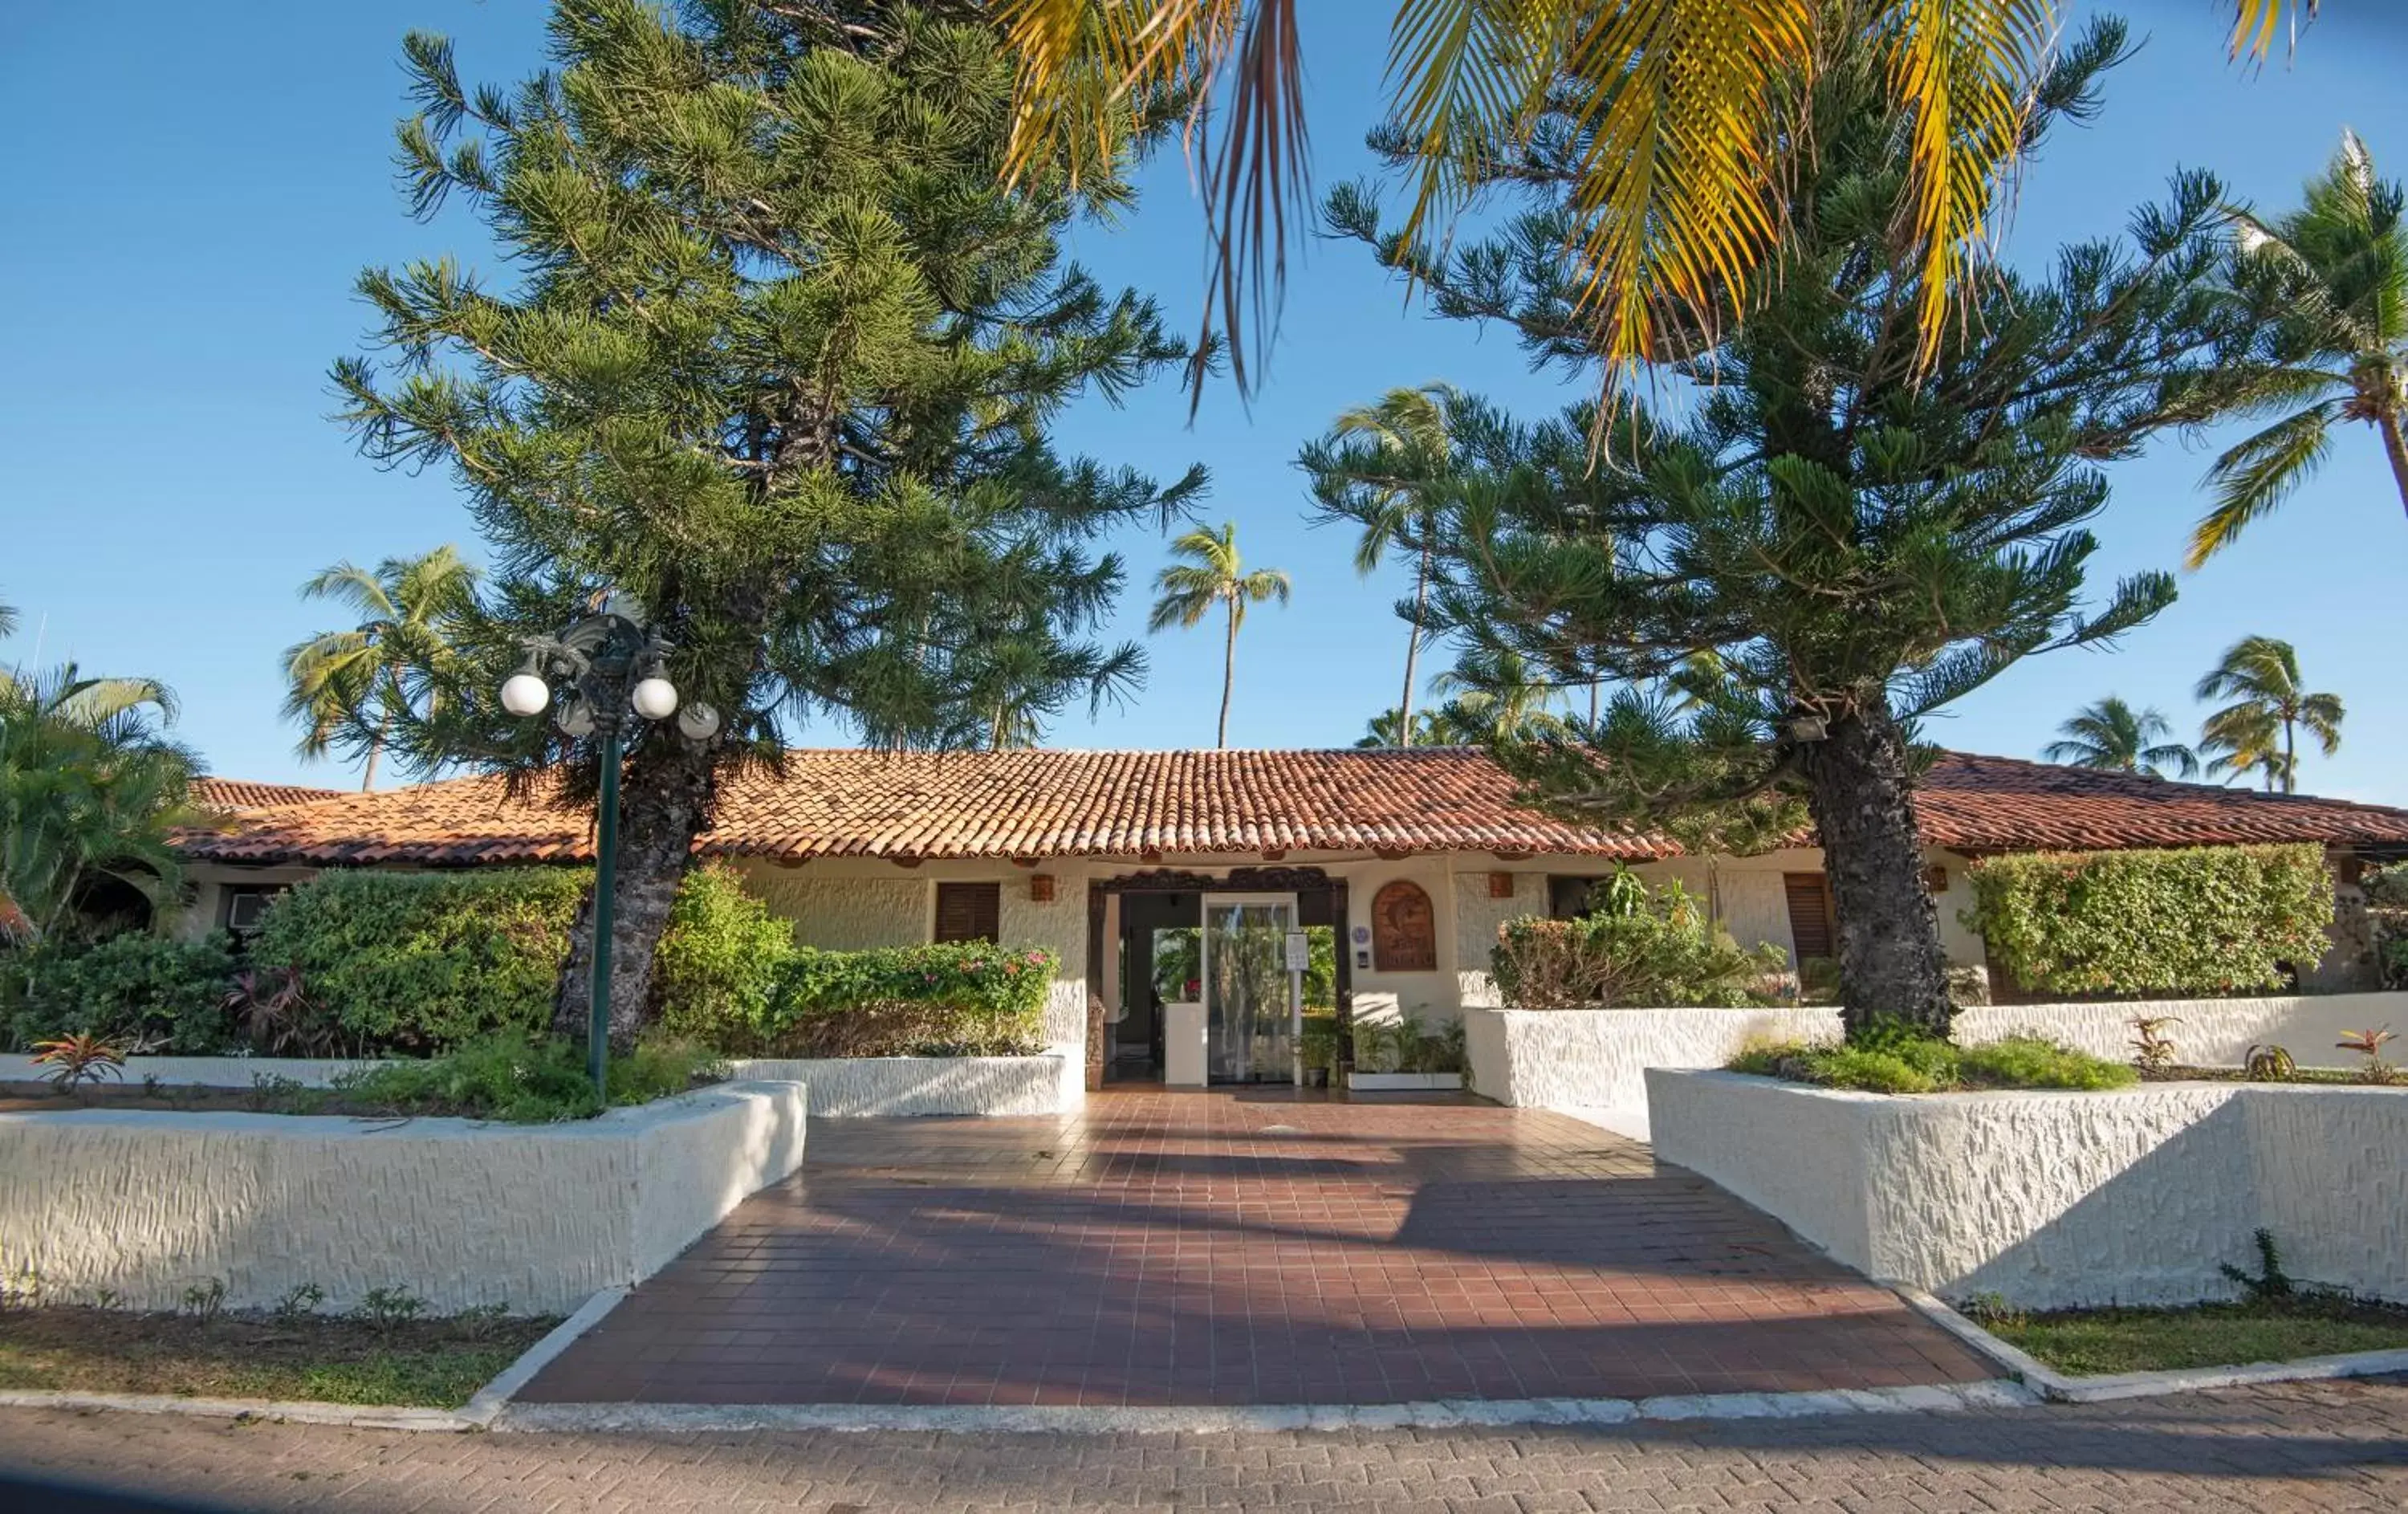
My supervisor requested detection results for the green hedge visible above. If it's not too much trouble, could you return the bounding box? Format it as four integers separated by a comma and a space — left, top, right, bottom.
673, 942, 1055, 1057
1964, 843, 2335, 997
1491, 880, 1784, 1009
3, 932, 239, 1053
250, 868, 589, 1052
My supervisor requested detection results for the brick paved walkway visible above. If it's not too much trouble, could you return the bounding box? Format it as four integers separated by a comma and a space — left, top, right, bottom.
6, 1378, 2407, 1512
520, 1089, 1990, 1406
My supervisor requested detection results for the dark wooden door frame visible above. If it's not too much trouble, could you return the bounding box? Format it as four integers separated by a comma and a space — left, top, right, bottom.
1084, 866, 1353, 1089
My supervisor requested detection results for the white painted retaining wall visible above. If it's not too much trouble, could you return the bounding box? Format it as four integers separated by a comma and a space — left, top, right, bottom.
1953, 992, 2399, 1072
0, 1052, 1075, 1117
1462, 991, 2402, 1136
1647, 1070, 2408, 1310
0, 1081, 807, 1314
724, 1055, 1069, 1117
1465, 1007, 1841, 1138
0, 1055, 380, 1088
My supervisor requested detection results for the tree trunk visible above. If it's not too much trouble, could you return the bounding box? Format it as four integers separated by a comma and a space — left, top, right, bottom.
1218, 598, 1237, 749
2377, 409, 2408, 531
1398, 547, 1430, 746
1795, 699, 1951, 1037
2282, 714, 2297, 796
551, 734, 718, 1051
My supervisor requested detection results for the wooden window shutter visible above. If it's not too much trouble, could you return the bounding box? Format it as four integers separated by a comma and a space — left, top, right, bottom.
1783, 873, 1837, 963
934, 881, 1001, 944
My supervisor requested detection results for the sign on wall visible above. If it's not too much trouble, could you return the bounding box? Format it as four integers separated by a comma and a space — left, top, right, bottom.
1370, 881, 1438, 973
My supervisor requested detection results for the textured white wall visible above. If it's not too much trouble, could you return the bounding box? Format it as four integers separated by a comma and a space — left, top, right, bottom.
1450, 869, 1540, 1011
740, 866, 927, 950
1466, 1007, 1843, 1133
726, 1056, 1067, 1117
1648, 1070, 2408, 1310
0, 1081, 807, 1314
0, 1056, 384, 1088
1954, 993, 2402, 1072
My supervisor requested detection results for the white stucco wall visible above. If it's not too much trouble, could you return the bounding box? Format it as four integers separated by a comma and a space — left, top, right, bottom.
1465, 1006, 1843, 1135
1450, 868, 1537, 1011
726, 1055, 1068, 1117
1648, 1070, 2408, 1309
1954, 992, 2400, 1072
0, 1055, 384, 1088
0, 1081, 807, 1314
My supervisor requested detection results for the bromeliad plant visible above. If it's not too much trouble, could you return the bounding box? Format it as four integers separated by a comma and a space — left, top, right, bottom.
28, 1034, 126, 1094
222, 965, 328, 1057
2337, 1027, 2399, 1085
2129, 1015, 2182, 1075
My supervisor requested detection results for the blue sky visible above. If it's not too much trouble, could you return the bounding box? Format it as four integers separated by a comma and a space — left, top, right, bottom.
3, 0, 2404, 801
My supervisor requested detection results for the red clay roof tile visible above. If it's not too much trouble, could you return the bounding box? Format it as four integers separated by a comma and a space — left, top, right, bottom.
189, 778, 349, 814
167, 747, 2408, 868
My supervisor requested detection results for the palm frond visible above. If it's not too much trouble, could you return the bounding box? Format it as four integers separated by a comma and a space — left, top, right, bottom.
2189, 402, 2337, 568
2227, 0, 2320, 63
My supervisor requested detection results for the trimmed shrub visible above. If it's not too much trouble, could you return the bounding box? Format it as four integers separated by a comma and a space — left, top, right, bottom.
328, 1031, 726, 1122
652, 862, 793, 1044
249, 869, 586, 1052
750, 943, 1056, 1057
3, 932, 240, 1053
1729, 1032, 2137, 1093
1964, 844, 2335, 998
1491, 881, 1785, 1009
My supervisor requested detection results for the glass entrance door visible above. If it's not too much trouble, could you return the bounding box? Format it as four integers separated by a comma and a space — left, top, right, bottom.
1201, 893, 1299, 1083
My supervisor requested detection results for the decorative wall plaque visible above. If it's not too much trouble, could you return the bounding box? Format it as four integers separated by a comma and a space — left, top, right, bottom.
1370, 881, 1438, 973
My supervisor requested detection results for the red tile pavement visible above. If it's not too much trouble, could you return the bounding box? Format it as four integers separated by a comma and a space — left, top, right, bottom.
518, 1089, 1995, 1407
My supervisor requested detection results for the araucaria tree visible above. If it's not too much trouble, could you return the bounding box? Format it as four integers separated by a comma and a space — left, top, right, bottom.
1312, 24, 2258, 1036
336, 0, 1202, 1046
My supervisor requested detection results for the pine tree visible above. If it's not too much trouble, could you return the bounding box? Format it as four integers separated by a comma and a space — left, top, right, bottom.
335, 0, 1202, 1047
1311, 22, 2261, 1036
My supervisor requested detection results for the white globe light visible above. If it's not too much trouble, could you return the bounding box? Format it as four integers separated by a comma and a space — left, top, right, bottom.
677, 701, 722, 741
630, 676, 680, 721
500, 673, 551, 718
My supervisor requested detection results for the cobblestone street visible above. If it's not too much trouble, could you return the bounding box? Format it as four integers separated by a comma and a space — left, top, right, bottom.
6, 1377, 2406, 1512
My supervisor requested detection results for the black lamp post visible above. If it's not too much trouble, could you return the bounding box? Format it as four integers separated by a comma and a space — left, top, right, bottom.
499, 592, 721, 1095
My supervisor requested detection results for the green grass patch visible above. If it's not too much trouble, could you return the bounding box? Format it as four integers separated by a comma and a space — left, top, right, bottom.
1975, 1295, 2408, 1377
1729, 1033, 2137, 1094
0, 1305, 560, 1407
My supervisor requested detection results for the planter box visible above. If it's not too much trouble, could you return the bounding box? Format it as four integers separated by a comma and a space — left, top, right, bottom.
1464, 1007, 1841, 1134
725, 1054, 1070, 1116
1346, 1072, 1463, 1091
0, 1081, 807, 1314
1646, 1068, 2408, 1311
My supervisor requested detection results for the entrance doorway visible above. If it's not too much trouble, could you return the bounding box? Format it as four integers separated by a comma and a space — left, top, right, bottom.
1087, 868, 1352, 1089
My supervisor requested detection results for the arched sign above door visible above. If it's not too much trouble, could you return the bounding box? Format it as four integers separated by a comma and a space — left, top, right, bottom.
1370, 880, 1438, 972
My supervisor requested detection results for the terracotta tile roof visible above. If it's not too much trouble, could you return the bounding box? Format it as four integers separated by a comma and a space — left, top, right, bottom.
168, 747, 2408, 869
189, 777, 348, 814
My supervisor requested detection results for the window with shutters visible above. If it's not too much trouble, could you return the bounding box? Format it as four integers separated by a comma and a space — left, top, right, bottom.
933, 881, 1001, 944
1782, 873, 1837, 965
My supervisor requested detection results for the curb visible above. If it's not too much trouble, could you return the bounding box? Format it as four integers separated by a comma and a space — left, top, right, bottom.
461, 1287, 628, 1426
491, 1379, 2038, 1434
1891, 1284, 2408, 1403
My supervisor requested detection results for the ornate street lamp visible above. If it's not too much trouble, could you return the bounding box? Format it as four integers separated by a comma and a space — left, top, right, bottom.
499, 592, 722, 1095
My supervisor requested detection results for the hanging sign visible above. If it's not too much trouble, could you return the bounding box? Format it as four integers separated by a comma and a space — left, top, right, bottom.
1284, 931, 1311, 972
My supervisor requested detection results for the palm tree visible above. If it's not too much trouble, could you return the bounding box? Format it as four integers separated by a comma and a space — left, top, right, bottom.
2042, 697, 2199, 779
1320, 382, 1459, 746
996, 2, 2314, 405
1430, 646, 1567, 743
2190, 130, 2408, 565
2195, 636, 2343, 793
1355, 707, 1454, 749
1147, 523, 1291, 748
283, 547, 479, 790
0, 600, 200, 942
